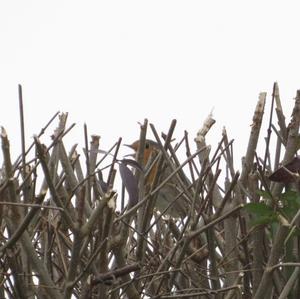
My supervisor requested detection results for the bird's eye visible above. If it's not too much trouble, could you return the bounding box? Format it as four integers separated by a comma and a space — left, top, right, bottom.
145, 142, 150, 149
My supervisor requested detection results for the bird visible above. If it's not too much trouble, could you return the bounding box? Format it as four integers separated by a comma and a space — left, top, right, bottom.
125, 139, 190, 218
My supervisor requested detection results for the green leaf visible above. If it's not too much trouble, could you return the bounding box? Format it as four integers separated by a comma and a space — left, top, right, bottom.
280, 190, 300, 219
244, 202, 278, 227
250, 214, 278, 227
256, 190, 272, 200
244, 202, 274, 216
280, 190, 300, 202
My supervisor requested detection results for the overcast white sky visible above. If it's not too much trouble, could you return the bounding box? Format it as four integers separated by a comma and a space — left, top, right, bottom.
0, 1, 299, 164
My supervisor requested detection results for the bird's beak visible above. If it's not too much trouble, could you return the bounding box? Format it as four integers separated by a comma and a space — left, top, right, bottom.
123, 143, 134, 150
123, 143, 136, 158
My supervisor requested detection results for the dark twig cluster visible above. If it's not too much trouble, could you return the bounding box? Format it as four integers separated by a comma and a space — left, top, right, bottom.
1, 83, 300, 298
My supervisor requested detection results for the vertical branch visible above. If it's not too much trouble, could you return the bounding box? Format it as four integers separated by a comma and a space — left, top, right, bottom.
248, 171, 264, 292
262, 83, 276, 172
18, 84, 26, 179
2, 128, 63, 299
239, 92, 266, 194
255, 90, 300, 298
107, 138, 122, 187
274, 82, 288, 145
15, 84, 35, 296
195, 112, 223, 209
84, 123, 91, 208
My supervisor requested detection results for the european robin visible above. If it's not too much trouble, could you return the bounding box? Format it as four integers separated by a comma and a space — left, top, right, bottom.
126, 139, 189, 218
